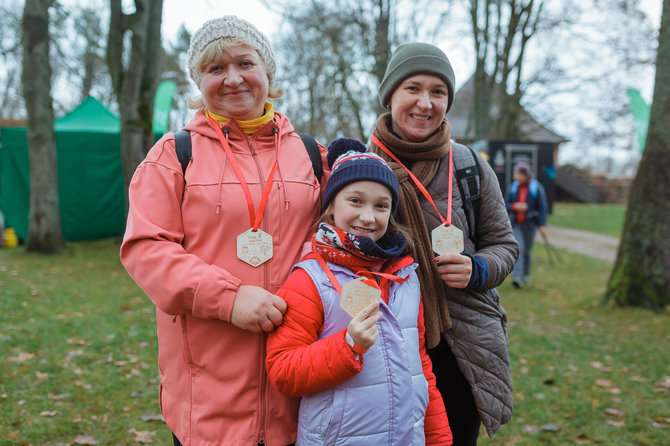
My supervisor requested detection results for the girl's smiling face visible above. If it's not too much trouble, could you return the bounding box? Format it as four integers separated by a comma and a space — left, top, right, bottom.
331, 181, 392, 242
388, 74, 450, 142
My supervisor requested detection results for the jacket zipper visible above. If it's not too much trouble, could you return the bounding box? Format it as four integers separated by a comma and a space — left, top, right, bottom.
248, 136, 273, 290
248, 136, 271, 445
257, 332, 268, 445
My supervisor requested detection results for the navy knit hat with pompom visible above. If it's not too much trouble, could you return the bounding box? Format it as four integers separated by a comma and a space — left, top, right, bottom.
322, 138, 399, 215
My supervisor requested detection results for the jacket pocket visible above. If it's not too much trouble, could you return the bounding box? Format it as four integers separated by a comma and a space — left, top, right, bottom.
178, 314, 194, 366
299, 388, 336, 439
158, 380, 165, 414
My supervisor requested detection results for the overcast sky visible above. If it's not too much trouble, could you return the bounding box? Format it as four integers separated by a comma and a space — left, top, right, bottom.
161, 0, 280, 41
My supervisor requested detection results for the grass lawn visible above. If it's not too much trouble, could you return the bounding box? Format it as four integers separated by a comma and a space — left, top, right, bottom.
1, 229, 668, 445
548, 203, 626, 238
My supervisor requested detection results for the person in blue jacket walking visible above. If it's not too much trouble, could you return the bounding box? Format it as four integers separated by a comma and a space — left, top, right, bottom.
505, 162, 548, 288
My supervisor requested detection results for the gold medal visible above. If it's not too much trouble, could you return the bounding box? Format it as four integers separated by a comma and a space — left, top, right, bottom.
432, 224, 464, 255
340, 277, 381, 317
237, 228, 273, 267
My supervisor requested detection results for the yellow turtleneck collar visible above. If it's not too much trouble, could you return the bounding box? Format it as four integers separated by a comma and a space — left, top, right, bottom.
205, 102, 275, 136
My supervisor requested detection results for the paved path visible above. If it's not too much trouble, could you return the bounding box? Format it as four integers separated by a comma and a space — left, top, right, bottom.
536, 225, 619, 262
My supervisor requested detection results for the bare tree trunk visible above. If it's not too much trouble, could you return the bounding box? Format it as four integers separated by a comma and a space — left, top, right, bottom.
107, 0, 163, 210
605, 0, 670, 308
373, 0, 391, 115
468, 0, 543, 140
22, 0, 64, 253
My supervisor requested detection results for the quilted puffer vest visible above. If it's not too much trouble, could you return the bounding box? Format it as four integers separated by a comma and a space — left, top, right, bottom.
295, 259, 428, 446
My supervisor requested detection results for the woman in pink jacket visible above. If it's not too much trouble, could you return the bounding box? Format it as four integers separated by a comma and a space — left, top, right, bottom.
120, 16, 327, 446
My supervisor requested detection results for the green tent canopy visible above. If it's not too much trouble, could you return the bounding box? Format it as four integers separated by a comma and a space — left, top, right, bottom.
0, 95, 168, 242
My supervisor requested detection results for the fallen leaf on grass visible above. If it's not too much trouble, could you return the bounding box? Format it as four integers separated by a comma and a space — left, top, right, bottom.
66, 349, 85, 359
73, 435, 98, 445
654, 415, 670, 424
594, 378, 622, 394
654, 376, 670, 392
576, 319, 596, 327
590, 361, 611, 372
631, 375, 649, 383
125, 368, 141, 379
7, 351, 36, 363
523, 425, 539, 434
540, 424, 560, 432
12, 364, 29, 377
141, 412, 165, 423
605, 419, 625, 427
128, 428, 156, 443
604, 408, 624, 417
74, 380, 92, 390
35, 371, 48, 380
40, 410, 58, 417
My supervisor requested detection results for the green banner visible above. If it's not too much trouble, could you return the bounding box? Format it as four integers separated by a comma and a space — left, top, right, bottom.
627, 88, 651, 152
153, 80, 177, 133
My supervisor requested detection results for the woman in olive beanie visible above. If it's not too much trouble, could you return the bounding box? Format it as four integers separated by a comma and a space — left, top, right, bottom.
369, 42, 519, 445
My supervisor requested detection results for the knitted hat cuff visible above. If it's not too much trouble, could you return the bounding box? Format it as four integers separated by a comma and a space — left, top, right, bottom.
322, 154, 400, 215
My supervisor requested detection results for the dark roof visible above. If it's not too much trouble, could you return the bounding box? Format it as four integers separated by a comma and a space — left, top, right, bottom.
0, 119, 26, 128
554, 165, 605, 203
448, 75, 566, 144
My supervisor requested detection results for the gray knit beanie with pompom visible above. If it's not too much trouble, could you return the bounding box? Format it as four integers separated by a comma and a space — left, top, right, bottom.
186, 15, 277, 87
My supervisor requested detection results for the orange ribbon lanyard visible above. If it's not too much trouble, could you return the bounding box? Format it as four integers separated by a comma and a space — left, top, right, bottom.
209, 117, 279, 230
371, 134, 453, 227
312, 247, 408, 295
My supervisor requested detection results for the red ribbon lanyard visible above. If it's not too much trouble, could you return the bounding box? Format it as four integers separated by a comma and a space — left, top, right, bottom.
371, 134, 453, 226
312, 248, 408, 295
209, 117, 279, 230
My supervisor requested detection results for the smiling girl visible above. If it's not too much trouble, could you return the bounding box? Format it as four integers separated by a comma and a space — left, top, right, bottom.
266, 138, 452, 445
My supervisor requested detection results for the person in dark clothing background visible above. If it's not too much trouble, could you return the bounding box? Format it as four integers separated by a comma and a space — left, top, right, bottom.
505, 161, 549, 288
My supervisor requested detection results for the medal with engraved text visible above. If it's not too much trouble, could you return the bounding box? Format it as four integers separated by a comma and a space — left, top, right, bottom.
432, 224, 464, 255
208, 116, 282, 268
340, 277, 381, 317
237, 228, 273, 267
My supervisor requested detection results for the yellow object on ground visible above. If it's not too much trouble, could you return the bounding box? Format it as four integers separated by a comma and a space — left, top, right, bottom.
3, 228, 18, 248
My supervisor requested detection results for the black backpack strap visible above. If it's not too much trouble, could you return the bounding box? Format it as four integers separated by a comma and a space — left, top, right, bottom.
174, 129, 321, 181
297, 132, 323, 181
453, 144, 482, 244
174, 130, 192, 176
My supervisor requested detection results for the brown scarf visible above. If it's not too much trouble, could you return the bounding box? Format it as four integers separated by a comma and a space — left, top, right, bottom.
370, 112, 452, 349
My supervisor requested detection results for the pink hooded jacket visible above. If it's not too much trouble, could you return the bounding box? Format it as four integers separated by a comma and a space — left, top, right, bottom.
120, 110, 327, 445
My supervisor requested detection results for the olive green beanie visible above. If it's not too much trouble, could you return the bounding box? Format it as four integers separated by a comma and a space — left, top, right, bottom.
378, 43, 455, 113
